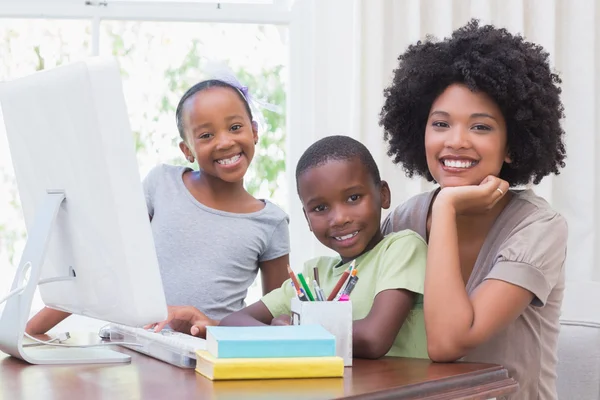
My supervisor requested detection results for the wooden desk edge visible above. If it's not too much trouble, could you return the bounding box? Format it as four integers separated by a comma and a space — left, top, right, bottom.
345, 365, 519, 400
1, 336, 520, 400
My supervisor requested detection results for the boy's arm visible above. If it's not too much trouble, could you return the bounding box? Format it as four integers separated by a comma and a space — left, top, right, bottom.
222, 273, 295, 326
352, 289, 416, 359
219, 301, 275, 327
25, 307, 71, 335
259, 254, 290, 295
350, 231, 427, 359
221, 289, 415, 359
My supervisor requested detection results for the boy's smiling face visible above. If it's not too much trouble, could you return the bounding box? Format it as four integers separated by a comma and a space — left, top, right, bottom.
298, 157, 391, 263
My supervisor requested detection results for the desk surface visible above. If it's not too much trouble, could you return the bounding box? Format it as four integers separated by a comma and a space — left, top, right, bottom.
0, 335, 518, 400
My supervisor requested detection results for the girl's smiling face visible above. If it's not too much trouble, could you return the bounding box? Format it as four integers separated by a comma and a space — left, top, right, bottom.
425, 84, 511, 188
179, 86, 257, 184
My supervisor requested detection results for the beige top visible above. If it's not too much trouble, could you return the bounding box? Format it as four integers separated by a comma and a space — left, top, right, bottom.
382, 189, 567, 400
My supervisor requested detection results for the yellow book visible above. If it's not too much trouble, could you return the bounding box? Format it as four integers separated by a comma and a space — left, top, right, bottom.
195, 350, 344, 381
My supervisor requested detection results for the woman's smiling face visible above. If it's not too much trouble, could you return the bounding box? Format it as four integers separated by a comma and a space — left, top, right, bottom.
425, 83, 511, 188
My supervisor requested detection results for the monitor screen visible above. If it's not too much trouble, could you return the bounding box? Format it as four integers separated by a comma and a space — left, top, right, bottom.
0, 57, 167, 332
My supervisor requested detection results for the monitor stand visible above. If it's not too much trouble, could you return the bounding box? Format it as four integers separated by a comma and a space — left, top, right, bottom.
0, 190, 130, 365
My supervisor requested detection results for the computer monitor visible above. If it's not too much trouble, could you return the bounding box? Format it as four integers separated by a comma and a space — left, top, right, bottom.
0, 57, 168, 365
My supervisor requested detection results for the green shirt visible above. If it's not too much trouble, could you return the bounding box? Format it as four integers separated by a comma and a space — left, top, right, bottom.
261, 230, 428, 359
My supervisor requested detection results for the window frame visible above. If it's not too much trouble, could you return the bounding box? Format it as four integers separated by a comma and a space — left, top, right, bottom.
0, 1, 292, 28
0, 1, 293, 55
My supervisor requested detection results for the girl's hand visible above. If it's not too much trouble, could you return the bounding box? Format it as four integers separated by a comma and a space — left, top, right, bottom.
435, 176, 510, 215
145, 305, 218, 337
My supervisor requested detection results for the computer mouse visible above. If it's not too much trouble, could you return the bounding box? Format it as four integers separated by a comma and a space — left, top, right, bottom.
98, 325, 112, 339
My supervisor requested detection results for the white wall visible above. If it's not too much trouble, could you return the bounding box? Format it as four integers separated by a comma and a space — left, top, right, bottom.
288, 0, 600, 282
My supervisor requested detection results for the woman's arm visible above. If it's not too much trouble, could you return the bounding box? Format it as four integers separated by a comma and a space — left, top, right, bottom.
425, 179, 534, 362
259, 254, 290, 295
25, 307, 71, 335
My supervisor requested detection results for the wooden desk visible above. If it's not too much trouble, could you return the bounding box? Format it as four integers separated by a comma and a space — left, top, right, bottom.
0, 336, 518, 400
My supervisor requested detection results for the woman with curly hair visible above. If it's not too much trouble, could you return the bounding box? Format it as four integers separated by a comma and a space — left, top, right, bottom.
380, 19, 567, 399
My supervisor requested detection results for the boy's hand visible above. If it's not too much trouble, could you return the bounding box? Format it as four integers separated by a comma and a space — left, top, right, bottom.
145, 305, 218, 337
270, 314, 291, 326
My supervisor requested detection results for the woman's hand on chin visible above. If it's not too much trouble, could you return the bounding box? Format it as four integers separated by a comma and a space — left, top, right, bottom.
435, 175, 510, 215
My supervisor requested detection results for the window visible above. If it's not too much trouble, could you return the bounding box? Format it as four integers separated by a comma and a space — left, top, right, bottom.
111, 0, 276, 3
0, 2, 291, 311
98, 20, 287, 206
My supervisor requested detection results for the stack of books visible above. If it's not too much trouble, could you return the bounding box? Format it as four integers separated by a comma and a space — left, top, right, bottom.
195, 325, 345, 380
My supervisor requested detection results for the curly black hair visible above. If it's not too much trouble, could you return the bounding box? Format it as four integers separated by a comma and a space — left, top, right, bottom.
296, 135, 381, 194
379, 19, 566, 186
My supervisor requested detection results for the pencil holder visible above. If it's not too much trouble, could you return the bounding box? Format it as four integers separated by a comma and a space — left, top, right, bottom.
290, 297, 353, 366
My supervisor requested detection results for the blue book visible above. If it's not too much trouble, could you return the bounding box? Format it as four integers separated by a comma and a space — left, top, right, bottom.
205, 325, 336, 359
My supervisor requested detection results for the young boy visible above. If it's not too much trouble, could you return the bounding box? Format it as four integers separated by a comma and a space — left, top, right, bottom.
220, 135, 428, 359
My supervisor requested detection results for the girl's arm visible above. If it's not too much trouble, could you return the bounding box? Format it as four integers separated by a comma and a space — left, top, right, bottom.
25, 307, 71, 335
425, 179, 534, 362
149, 306, 218, 337
259, 254, 290, 295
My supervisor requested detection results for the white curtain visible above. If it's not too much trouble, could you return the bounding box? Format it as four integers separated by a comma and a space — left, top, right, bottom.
287, 0, 599, 282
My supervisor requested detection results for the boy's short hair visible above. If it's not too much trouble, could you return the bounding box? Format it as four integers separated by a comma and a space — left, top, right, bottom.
295, 135, 381, 194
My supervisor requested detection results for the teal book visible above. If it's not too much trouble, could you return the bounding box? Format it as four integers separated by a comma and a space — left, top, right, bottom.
205, 325, 336, 359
